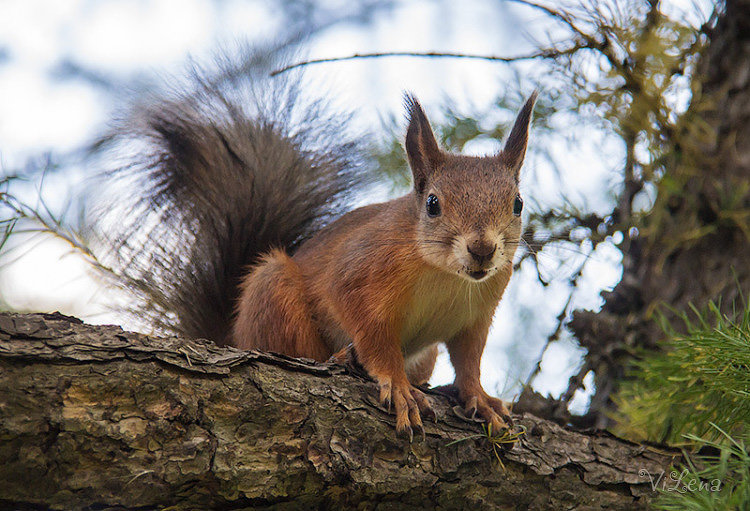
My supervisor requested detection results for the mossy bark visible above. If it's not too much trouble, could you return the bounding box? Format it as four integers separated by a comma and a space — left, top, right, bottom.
569, 0, 750, 427
0, 312, 681, 510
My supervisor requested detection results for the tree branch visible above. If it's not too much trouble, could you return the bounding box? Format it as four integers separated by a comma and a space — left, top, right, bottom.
270, 48, 581, 76
0, 312, 679, 509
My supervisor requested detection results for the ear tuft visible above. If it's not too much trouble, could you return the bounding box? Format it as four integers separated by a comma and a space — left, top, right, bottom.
404, 93, 443, 192
501, 90, 538, 179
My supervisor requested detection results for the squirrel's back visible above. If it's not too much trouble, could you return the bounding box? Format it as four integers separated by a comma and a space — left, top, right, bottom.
90, 47, 372, 343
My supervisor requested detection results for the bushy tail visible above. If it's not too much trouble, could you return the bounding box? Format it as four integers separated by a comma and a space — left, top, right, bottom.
89, 47, 371, 344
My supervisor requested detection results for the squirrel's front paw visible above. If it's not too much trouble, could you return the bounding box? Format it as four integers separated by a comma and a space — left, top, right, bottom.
378, 377, 435, 442
462, 392, 513, 433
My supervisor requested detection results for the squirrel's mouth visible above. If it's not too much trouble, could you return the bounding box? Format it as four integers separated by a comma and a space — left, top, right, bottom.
467, 269, 488, 280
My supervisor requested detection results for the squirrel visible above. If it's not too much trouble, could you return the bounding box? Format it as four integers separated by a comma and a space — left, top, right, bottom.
94, 48, 536, 440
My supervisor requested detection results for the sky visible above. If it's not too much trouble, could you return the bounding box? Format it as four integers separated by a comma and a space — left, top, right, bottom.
0, 0, 711, 412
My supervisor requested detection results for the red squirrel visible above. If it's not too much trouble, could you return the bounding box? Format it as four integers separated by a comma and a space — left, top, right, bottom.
96, 50, 536, 439
233, 94, 536, 438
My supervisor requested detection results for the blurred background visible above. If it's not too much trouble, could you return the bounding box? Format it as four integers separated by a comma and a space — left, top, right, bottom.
0, 0, 723, 425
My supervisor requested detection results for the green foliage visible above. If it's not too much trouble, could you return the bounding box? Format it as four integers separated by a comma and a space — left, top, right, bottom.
614, 300, 750, 446
371, 120, 411, 191
0, 180, 18, 255
615, 298, 750, 509
654, 427, 750, 511
446, 423, 527, 471
0, 177, 19, 312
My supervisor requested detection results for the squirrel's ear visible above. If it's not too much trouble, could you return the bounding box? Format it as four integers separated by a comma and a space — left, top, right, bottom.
404, 93, 444, 194
500, 91, 538, 179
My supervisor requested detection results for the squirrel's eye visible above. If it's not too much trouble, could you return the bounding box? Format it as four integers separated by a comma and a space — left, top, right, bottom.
513, 195, 523, 216
426, 194, 441, 217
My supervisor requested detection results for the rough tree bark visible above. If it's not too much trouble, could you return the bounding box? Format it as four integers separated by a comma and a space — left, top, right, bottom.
0, 312, 680, 510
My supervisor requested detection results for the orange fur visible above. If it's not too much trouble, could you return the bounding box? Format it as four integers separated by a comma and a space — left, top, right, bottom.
231, 93, 537, 436
232, 250, 329, 360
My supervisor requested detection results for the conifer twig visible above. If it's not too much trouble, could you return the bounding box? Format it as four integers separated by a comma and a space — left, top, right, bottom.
270, 47, 583, 76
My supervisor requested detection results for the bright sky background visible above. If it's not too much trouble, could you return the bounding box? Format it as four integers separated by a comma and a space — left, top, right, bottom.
0, 0, 711, 412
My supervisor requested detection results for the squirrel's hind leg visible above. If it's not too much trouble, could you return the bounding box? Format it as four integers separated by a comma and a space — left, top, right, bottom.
231, 249, 330, 361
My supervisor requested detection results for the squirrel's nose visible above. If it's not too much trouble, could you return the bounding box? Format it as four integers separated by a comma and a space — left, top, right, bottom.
467, 242, 496, 264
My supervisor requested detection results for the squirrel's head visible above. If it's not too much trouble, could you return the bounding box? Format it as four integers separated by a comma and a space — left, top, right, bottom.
404, 92, 536, 282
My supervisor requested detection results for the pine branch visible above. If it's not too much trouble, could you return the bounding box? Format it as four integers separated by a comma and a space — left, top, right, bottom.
270, 47, 583, 76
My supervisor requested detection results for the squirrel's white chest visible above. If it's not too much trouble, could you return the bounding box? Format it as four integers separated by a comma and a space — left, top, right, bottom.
399, 273, 487, 355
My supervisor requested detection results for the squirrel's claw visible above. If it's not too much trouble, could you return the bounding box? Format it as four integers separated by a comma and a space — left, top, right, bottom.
487, 396, 514, 429
397, 424, 414, 443
410, 386, 437, 424
413, 423, 426, 442
464, 395, 479, 420
460, 392, 514, 433
378, 380, 393, 412
500, 412, 514, 428
378, 377, 430, 441
488, 414, 509, 434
